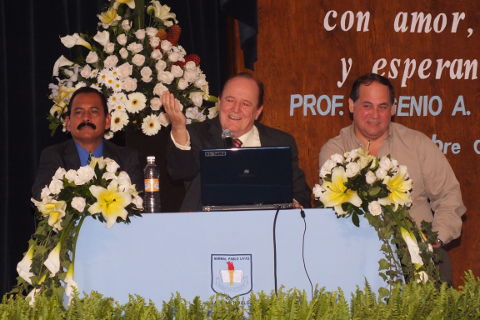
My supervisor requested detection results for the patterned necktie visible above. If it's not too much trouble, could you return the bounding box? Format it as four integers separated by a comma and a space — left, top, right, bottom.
232, 138, 243, 148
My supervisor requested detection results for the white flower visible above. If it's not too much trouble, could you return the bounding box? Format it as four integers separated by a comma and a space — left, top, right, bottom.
71, 197, 86, 212
185, 61, 196, 70
85, 51, 99, 64
158, 112, 170, 126
331, 153, 344, 164
126, 92, 147, 113
102, 171, 116, 181
104, 55, 119, 68
48, 179, 64, 195
75, 166, 95, 185
135, 29, 146, 40
320, 159, 336, 178
149, 36, 160, 48
142, 114, 161, 136
104, 131, 114, 140
170, 65, 183, 78
131, 54, 145, 67
157, 71, 174, 84
150, 97, 162, 111
106, 160, 120, 173
345, 161, 361, 178
80, 64, 93, 78
40, 186, 51, 199
177, 78, 188, 90
155, 59, 166, 71
147, 1, 177, 26
122, 77, 137, 92
153, 83, 168, 96
52, 55, 74, 77
121, 19, 132, 31
368, 201, 382, 216
44, 242, 61, 276
53, 167, 66, 180
400, 228, 423, 265
60, 33, 92, 50
64, 264, 78, 304
119, 47, 129, 59
104, 42, 115, 54
116, 33, 127, 46
183, 69, 199, 82
110, 110, 129, 132
379, 156, 392, 171
93, 30, 110, 46
416, 271, 429, 283
208, 106, 218, 119
375, 168, 387, 180
108, 92, 127, 112
132, 194, 143, 209
168, 52, 181, 62
140, 66, 153, 82
151, 49, 162, 60
118, 62, 133, 78
161, 40, 172, 51
17, 246, 35, 284
365, 170, 376, 184
65, 169, 78, 182
26, 288, 40, 306
189, 92, 203, 107
312, 184, 326, 198
146, 27, 158, 37
127, 42, 143, 54
186, 107, 206, 122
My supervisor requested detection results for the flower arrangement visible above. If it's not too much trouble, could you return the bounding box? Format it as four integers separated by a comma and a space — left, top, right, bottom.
48, 0, 218, 139
11, 157, 143, 305
314, 148, 439, 293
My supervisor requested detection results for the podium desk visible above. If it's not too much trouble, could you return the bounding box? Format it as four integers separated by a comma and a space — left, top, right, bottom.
75, 209, 385, 304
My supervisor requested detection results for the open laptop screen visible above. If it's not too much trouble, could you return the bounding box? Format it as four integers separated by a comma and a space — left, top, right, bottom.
200, 146, 293, 211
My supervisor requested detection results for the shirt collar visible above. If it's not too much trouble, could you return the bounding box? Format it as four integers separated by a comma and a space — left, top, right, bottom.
74, 141, 104, 166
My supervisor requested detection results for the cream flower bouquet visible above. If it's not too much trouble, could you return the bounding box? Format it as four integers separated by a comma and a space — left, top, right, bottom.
12, 157, 143, 305
48, 0, 217, 139
314, 148, 440, 292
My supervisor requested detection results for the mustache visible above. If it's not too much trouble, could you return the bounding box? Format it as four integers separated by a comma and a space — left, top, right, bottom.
77, 122, 97, 130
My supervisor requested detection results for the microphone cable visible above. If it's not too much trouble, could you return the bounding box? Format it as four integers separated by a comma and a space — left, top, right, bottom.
272, 207, 280, 295
300, 209, 314, 297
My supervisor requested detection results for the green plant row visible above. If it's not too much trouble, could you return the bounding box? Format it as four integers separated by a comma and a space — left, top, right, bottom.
2, 271, 479, 320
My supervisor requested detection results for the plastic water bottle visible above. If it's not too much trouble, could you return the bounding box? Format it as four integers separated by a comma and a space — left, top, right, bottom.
143, 156, 160, 213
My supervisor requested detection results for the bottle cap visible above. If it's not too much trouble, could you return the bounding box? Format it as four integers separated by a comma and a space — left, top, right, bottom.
147, 156, 155, 163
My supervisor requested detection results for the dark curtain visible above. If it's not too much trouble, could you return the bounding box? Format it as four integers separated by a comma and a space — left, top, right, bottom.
0, 0, 246, 297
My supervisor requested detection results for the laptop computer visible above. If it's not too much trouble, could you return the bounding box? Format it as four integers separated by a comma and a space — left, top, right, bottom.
200, 146, 294, 211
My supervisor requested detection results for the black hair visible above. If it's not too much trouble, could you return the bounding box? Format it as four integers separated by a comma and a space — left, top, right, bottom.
67, 87, 108, 115
349, 73, 395, 105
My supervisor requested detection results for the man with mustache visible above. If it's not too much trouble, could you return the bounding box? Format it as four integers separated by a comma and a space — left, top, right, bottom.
32, 87, 143, 199
164, 72, 311, 211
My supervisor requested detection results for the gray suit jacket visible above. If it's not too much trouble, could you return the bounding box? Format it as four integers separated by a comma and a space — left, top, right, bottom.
167, 117, 311, 211
32, 139, 143, 200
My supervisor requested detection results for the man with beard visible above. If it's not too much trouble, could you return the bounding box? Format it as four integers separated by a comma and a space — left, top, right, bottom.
32, 87, 143, 199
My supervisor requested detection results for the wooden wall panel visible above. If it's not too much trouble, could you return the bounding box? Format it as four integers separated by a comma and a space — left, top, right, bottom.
233, 0, 479, 286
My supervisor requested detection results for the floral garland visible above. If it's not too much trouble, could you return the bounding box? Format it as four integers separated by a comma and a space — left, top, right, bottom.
11, 157, 143, 305
48, 0, 218, 139
314, 148, 440, 294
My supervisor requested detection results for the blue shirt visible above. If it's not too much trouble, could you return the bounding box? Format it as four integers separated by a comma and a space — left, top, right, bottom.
74, 142, 104, 166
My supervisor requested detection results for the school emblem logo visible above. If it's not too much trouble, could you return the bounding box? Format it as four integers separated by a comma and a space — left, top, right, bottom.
211, 254, 253, 298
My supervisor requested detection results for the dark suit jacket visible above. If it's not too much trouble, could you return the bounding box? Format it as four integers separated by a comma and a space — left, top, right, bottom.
167, 117, 311, 211
32, 139, 143, 200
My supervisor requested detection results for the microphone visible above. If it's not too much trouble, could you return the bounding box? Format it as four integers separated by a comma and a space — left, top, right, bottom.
221, 129, 233, 148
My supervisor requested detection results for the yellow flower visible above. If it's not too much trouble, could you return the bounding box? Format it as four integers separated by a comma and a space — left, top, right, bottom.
147, 1, 178, 26
319, 167, 362, 215
31, 198, 66, 232
400, 227, 423, 267
64, 264, 78, 304
98, 8, 121, 28
88, 182, 132, 228
384, 170, 412, 207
